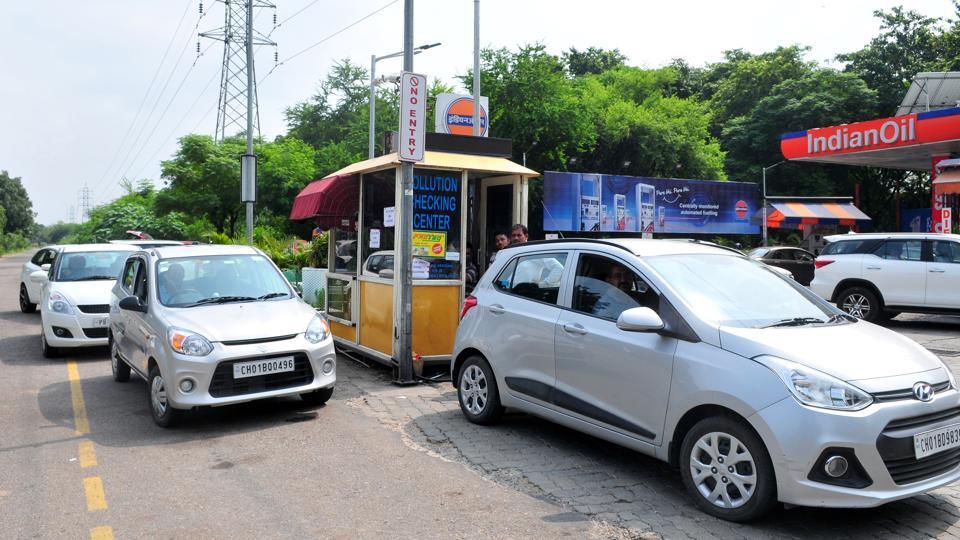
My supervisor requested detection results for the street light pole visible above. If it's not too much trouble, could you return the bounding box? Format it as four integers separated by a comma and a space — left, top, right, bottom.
397, 0, 415, 384
762, 160, 785, 247
368, 43, 440, 159
472, 0, 480, 136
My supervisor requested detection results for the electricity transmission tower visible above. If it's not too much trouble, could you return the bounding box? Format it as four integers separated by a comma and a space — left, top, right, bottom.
200, 1, 276, 142
79, 185, 93, 223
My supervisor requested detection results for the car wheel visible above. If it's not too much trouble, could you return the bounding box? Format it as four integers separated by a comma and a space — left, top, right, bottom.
300, 386, 334, 406
679, 416, 777, 522
41, 331, 59, 358
457, 355, 503, 425
838, 287, 881, 322
110, 336, 130, 382
148, 365, 182, 428
19, 283, 36, 313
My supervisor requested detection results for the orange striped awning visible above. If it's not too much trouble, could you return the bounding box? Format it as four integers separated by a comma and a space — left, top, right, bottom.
765, 201, 871, 228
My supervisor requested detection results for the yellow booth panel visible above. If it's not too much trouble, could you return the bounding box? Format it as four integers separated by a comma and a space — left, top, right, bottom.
330, 320, 356, 342
413, 285, 461, 357
360, 281, 394, 356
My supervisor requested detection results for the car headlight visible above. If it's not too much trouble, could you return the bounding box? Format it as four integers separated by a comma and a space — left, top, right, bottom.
305, 314, 330, 344
48, 291, 74, 315
168, 328, 213, 356
944, 363, 958, 390
755, 355, 873, 411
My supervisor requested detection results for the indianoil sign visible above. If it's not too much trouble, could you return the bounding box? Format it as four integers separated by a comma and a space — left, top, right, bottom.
399, 72, 427, 162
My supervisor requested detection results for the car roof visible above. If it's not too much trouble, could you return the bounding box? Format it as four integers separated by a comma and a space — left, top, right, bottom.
824, 232, 960, 242
148, 244, 260, 259
59, 243, 139, 253
109, 239, 183, 246
499, 238, 741, 258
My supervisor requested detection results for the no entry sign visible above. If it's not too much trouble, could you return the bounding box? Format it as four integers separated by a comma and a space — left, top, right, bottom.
399, 72, 427, 162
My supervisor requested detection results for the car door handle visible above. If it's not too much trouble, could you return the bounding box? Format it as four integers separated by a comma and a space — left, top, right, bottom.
562, 323, 588, 335
930, 268, 946, 273
488, 304, 506, 314
865, 266, 881, 270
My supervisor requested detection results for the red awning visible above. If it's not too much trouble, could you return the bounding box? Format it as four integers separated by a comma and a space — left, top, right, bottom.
289, 174, 360, 225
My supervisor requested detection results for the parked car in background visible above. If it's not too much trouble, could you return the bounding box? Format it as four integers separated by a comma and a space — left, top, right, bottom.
811, 233, 960, 322
109, 244, 336, 427
453, 238, 960, 521
747, 246, 815, 286
362, 250, 394, 277
109, 239, 184, 249
36, 244, 137, 357
19, 245, 62, 313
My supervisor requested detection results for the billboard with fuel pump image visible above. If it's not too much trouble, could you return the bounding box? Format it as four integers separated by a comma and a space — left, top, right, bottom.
543, 172, 760, 235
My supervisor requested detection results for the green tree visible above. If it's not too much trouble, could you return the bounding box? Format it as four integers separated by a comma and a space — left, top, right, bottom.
256, 136, 317, 220
562, 47, 627, 77
0, 170, 35, 233
67, 186, 188, 243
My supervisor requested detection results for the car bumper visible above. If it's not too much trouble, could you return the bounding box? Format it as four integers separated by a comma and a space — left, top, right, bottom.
809, 278, 834, 301
160, 336, 337, 410
751, 390, 960, 508
43, 310, 110, 348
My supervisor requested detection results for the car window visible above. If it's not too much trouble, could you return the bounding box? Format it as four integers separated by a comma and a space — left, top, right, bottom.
494, 253, 567, 305
44, 249, 58, 265
572, 254, 657, 321
746, 248, 769, 259
367, 255, 382, 273
771, 251, 791, 261
133, 260, 148, 301
56, 251, 129, 282
932, 241, 960, 264
794, 250, 814, 262
821, 240, 864, 255
158, 254, 291, 307
30, 250, 46, 265
874, 240, 922, 261
121, 258, 141, 293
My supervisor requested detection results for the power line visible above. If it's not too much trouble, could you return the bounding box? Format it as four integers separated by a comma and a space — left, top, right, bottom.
261, 0, 400, 84
267, 0, 320, 38
90, 0, 193, 199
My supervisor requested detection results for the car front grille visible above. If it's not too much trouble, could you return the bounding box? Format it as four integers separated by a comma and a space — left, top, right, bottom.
82, 328, 109, 339
208, 352, 313, 398
877, 406, 960, 485
78, 304, 110, 314
221, 334, 298, 346
873, 381, 951, 403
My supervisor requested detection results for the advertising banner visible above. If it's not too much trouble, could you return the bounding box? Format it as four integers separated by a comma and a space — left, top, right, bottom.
434, 93, 489, 136
543, 171, 760, 235
413, 168, 462, 279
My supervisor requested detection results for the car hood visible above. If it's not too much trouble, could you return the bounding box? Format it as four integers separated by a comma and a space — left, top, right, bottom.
719, 321, 945, 384
53, 280, 117, 306
162, 298, 317, 342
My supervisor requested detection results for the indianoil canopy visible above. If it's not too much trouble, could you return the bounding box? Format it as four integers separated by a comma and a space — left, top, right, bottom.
543, 172, 760, 234
780, 107, 960, 170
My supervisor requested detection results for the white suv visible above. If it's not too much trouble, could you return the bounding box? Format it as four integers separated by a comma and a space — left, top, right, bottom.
810, 233, 960, 322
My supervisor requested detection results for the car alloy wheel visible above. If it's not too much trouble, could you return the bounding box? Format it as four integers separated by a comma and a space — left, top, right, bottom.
689, 432, 757, 509
460, 365, 488, 415
19, 284, 36, 313
456, 355, 502, 425
841, 293, 870, 319
151, 374, 168, 418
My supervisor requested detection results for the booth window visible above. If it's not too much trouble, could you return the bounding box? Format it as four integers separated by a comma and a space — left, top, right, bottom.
362, 170, 396, 277
326, 276, 353, 321
412, 169, 462, 280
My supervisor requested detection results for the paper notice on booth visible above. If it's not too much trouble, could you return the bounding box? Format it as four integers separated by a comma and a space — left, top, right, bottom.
384, 206, 395, 227
545, 233, 559, 240
412, 258, 430, 279
370, 229, 380, 249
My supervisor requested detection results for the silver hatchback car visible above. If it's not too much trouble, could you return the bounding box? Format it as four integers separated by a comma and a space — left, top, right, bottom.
109, 244, 336, 427
452, 239, 960, 521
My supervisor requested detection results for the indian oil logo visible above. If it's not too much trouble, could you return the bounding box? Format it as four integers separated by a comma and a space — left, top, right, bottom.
444, 97, 487, 136
735, 200, 748, 220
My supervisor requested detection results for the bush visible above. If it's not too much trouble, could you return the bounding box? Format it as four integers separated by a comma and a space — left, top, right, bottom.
0, 231, 30, 255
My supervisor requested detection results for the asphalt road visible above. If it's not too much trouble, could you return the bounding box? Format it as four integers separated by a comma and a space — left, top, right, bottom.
0, 251, 601, 540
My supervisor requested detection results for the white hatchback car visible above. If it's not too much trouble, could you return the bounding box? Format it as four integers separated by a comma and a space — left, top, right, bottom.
35, 244, 137, 357
19, 245, 61, 313
109, 244, 336, 427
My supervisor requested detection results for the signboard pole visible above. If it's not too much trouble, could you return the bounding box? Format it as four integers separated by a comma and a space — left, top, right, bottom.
472, 0, 480, 136
396, 0, 416, 384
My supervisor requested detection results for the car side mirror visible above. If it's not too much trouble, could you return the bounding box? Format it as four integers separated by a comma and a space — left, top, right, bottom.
379, 269, 395, 279
40, 263, 51, 271
616, 307, 664, 332
30, 270, 48, 283
119, 295, 147, 313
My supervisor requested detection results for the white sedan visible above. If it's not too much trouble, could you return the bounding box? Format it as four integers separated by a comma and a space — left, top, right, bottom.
34, 244, 137, 357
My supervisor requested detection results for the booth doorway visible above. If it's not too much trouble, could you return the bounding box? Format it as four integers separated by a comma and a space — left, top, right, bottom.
476, 177, 516, 269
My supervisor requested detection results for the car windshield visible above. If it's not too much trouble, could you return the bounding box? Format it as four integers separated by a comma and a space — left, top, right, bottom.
157, 254, 292, 307
645, 253, 838, 328
746, 248, 769, 259
55, 251, 129, 282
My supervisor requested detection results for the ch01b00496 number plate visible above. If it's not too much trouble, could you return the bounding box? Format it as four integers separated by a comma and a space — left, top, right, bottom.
233, 356, 295, 379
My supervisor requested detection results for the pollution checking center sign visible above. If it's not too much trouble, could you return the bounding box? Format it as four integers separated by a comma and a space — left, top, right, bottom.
399, 72, 427, 162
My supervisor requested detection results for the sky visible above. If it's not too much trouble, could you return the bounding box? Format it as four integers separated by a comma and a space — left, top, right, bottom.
1, 0, 956, 225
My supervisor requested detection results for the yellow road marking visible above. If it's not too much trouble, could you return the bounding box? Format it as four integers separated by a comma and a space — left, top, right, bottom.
90, 525, 114, 540
83, 476, 108, 511
79, 441, 97, 468
67, 361, 90, 435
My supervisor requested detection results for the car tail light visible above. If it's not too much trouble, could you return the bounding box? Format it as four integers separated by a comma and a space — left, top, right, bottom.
815, 259, 835, 269
460, 295, 478, 320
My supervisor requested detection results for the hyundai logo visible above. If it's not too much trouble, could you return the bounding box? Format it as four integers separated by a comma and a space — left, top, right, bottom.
913, 382, 935, 402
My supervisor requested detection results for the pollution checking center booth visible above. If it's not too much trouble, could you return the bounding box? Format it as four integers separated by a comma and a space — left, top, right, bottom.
290, 133, 536, 371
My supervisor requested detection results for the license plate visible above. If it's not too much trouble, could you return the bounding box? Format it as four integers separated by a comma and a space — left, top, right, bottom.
93, 317, 109, 327
233, 356, 295, 379
914, 423, 960, 459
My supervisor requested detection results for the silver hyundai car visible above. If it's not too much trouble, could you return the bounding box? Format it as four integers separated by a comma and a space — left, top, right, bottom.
452, 238, 960, 521
109, 244, 336, 427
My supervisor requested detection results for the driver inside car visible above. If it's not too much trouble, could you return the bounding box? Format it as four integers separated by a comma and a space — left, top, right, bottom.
158, 262, 185, 304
